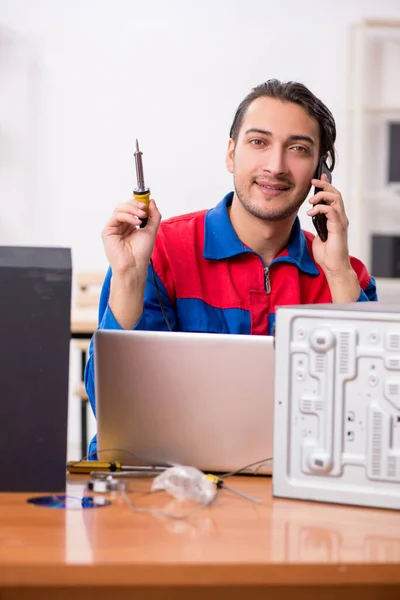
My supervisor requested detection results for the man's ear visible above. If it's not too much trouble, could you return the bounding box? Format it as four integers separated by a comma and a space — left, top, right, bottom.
226, 138, 235, 174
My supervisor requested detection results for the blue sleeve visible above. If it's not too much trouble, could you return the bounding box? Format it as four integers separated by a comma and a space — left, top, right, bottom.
356, 275, 378, 302
84, 264, 176, 457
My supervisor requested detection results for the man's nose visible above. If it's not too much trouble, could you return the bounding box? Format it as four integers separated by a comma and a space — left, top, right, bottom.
263, 146, 287, 176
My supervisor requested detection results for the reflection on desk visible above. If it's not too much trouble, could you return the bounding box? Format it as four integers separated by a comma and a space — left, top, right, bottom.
1, 476, 400, 599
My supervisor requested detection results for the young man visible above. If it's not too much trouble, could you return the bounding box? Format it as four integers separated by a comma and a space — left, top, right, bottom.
84, 79, 377, 457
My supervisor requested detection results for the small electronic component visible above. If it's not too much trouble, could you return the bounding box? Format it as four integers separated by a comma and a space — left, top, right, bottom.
87, 475, 125, 493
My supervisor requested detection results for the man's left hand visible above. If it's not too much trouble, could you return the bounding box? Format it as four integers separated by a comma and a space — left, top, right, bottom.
307, 173, 361, 302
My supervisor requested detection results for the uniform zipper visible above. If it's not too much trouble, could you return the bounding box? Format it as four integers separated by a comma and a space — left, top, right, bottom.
264, 266, 271, 294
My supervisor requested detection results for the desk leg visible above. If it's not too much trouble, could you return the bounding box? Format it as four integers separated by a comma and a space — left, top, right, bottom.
81, 350, 88, 458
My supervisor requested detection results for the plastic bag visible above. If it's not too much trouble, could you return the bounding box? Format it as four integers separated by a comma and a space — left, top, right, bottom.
151, 466, 217, 505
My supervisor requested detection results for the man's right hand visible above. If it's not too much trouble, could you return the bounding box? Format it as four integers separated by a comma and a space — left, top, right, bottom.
101, 198, 162, 329
102, 198, 161, 276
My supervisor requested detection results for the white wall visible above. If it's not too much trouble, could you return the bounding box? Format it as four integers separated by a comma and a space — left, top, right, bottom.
1, 0, 400, 457
2, 0, 400, 268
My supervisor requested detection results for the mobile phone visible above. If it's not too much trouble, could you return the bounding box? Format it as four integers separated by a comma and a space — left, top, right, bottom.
312, 158, 332, 242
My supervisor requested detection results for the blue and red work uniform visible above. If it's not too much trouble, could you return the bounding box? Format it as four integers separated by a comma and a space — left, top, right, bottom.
84, 191, 377, 457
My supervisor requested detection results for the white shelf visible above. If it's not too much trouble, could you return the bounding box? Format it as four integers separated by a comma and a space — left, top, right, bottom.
348, 19, 400, 269
362, 19, 400, 29
364, 107, 400, 114
364, 191, 400, 202
376, 278, 400, 305
376, 278, 400, 285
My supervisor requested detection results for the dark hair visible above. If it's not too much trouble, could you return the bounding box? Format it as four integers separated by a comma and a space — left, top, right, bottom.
229, 79, 336, 171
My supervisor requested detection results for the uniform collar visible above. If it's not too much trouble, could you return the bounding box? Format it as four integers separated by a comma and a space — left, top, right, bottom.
203, 191, 319, 276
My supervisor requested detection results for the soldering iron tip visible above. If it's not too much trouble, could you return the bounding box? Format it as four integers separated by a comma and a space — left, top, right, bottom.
135, 138, 139, 153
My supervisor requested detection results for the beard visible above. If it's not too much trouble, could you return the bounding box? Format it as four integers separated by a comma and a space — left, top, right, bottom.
234, 176, 310, 222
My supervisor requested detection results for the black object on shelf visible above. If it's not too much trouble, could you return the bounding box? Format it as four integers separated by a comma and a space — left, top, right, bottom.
371, 234, 400, 278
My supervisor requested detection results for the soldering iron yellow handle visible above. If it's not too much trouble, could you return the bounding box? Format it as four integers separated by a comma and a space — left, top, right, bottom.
133, 190, 151, 228
67, 460, 122, 474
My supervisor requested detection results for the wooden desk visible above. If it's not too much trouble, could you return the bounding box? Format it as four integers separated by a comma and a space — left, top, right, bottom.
1, 476, 400, 600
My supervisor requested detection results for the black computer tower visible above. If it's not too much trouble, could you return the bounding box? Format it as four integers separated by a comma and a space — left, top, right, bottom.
0, 247, 72, 492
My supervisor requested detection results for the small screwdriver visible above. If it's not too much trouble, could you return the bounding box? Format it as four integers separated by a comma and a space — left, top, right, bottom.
133, 139, 150, 228
67, 460, 165, 475
205, 474, 261, 504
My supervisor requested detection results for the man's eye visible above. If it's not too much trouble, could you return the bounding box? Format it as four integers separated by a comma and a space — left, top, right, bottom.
250, 139, 265, 146
291, 145, 308, 153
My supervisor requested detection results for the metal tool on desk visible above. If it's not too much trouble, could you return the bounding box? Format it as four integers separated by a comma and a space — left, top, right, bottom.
133, 139, 150, 228
205, 474, 261, 504
67, 460, 166, 476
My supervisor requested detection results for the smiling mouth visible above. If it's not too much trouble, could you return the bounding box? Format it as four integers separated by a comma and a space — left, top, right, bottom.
259, 184, 289, 190
256, 182, 291, 193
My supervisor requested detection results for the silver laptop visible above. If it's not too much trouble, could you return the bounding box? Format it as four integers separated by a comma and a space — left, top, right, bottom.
94, 330, 274, 475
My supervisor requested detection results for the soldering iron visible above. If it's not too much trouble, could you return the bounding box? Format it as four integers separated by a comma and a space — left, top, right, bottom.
133, 139, 150, 227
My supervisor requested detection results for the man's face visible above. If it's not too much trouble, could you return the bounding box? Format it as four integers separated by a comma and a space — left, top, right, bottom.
226, 97, 320, 222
